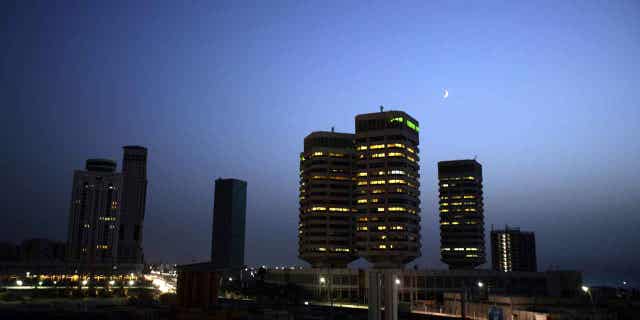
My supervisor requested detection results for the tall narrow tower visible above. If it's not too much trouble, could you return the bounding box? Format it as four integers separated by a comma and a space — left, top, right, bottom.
438, 159, 486, 269
491, 226, 537, 272
298, 131, 357, 268
354, 110, 421, 268
119, 146, 148, 271
211, 178, 247, 269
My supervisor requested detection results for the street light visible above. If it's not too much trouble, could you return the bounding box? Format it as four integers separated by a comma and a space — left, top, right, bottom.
304, 301, 309, 306
81, 280, 88, 286
319, 276, 326, 284
128, 280, 135, 286
395, 278, 401, 285
16, 280, 23, 286
478, 281, 484, 288
109, 280, 115, 286
581, 285, 589, 293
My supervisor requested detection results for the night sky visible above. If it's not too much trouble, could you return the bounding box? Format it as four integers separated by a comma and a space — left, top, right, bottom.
2, 1, 639, 285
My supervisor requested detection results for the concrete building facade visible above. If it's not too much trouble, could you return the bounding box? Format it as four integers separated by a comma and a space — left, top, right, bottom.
211, 178, 247, 269
354, 110, 421, 268
118, 146, 148, 271
66, 159, 122, 272
438, 159, 486, 269
298, 131, 357, 268
491, 226, 537, 272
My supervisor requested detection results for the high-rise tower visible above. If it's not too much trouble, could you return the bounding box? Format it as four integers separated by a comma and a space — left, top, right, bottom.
491, 226, 537, 272
438, 159, 485, 269
211, 178, 247, 269
354, 110, 421, 268
298, 131, 357, 268
119, 146, 148, 270
66, 159, 122, 272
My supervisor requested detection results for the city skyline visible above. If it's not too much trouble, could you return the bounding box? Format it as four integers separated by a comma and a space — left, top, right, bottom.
2, 1, 640, 285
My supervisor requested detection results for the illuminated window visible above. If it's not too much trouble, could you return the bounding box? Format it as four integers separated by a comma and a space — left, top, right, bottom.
377, 207, 385, 212
451, 221, 460, 225
441, 248, 451, 251
313, 152, 324, 156
318, 247, 327, 251
372, 189, 384, 194
454, 248, 465, 251
377, 171, 386, 175
378, 244, 387, 249
371, 153, 386, 158
441, 203, 449, 206
463, 195, 475, 199
357, 172, 368, 177
377, 226, 387, 230
357, 181, 368, 186
357, 145, 368, 151
371, 180, 386, 185
464, 176, 475, 180
370, 144, 385, 149
329, 152, 344, 157
406, 119, 419, 132
464, 208, 477, 212
388, 179, 406, 184
440, 209, 449, 213
389, 117, 404, 123
391, 225, 404, 230
311, 207, 326, 211
389, 170, 405, 175
357, 199, 368, 204
442, 184, 449, 187
329, 207, 349, 212
387, 143, 405, 148
388, 207, 406, 212
441, 222, 450, 225
407, 156, 416, 162
406, 147, 415, 153
357, 226, 368, 231
334, 248, 350, 252
465, 248, 478, 251
370, 198, 380, 203
388, 152, 404, 157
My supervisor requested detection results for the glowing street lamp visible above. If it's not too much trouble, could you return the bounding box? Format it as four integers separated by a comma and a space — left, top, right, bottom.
109, 280, 115, 286
395, 278, 401, 285
581, 285, 589, 293
16, 280, 23, 286
478, 281, 484, 288
319, 276, 326, 284
81, 280, 88, 286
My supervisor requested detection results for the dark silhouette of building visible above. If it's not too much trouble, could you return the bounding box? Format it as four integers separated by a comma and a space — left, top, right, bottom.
19, 239, 66, 263
438, 159, 485, 269
66, 159, 122, 272
211, 178, 247, 269
491, 225, 537, 272
354, 109, 421, 268
119, 146, 148, 271
298, 131, 357, 268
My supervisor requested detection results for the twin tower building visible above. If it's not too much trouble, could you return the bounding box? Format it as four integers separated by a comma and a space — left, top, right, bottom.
299, 109, 486, 269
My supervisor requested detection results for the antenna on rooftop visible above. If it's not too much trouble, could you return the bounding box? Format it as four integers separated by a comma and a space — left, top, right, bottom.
331, 126, 334, 133
380, 105, 384, 112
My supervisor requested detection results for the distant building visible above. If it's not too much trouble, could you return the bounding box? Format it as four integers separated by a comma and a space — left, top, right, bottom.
298, 131, 357, 268
66, 159, 122, 272
438, 159, 486, 269
211, 178, 247, 269
355, 110, 421, 268
491, 226, 537, 272
19, 239, 66, 263
119, 146, 148, 271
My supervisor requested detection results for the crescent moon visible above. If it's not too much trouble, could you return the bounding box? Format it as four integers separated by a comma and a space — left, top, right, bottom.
443, 89, 449, 99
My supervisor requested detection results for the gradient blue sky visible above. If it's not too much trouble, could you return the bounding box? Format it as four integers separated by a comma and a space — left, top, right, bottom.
2, 1, 639, 285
